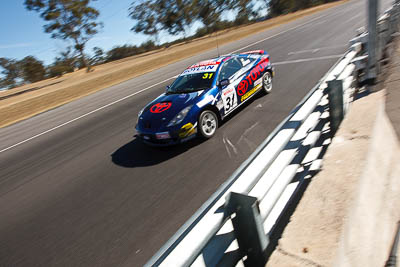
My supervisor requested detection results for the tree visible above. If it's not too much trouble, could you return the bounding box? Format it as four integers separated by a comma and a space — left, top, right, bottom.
129, 1, 159, 39
157, 0, 196, 36
129, 0, 258, 38
196, 1, 221, 33
129, 0, 197, 39
24, 0, 102, 71
233, 0, 257, 25
19, 56, 46, 83
46, 47, 76, 77
90, 46, 104, 65
0, 58, 20, 89
105, 41, 159, 62
268, 0, 333, 17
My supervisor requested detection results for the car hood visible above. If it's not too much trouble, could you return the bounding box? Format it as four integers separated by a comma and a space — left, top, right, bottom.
139, 91, 203, 131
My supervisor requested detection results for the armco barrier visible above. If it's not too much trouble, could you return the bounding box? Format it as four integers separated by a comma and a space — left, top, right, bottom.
146, 3, 400, 266
145, 46, 360, 267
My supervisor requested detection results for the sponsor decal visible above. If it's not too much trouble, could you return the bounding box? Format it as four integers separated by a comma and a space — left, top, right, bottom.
196, 94, 216, 108
237, 80, 249, 96
241, 84, 262, 102
222, 86, 237, 112
179, 123, 196, 138
189, 60, 221, 68
150, 102, 172, 113
223, 87, 234, 96
202, 73, 214, 80
236, 58, 269, 97
240, 58, 251, 66
156, 132, 171, 139
182, 65, 218, 75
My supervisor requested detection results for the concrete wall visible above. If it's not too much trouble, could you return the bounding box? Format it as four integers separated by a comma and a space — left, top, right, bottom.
334, 94, 400, 267
267, 90, 400, 267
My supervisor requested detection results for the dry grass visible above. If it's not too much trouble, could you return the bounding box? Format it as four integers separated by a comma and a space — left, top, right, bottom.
0, 0, 347, 128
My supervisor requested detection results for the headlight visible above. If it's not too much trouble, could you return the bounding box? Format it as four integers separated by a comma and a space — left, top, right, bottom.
167, 105, 192, 127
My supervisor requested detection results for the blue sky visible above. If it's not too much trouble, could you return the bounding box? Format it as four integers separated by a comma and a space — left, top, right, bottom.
0, 0, 155, 65
0, 1, 267, 66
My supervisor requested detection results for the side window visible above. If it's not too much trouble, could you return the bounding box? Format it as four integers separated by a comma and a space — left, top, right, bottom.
218, 58, 242, 81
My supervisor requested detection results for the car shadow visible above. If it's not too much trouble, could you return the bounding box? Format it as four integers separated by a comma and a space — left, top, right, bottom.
111, 137, 204, 168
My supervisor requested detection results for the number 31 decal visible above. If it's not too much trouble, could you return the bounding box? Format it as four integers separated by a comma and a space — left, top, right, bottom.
202, 73, 214, 79
222, 87, 237, 113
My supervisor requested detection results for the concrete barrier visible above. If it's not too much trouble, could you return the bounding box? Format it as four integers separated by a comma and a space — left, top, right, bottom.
267, 90, 400, 266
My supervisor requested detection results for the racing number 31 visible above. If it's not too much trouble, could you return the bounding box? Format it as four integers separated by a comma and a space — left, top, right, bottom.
202, 73, 213, 79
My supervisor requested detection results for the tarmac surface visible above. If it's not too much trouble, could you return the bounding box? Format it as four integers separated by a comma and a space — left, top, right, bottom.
0, 1, 394, 266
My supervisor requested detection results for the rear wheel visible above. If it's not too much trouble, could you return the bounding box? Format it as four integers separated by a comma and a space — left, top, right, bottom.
262, 71, 272, 94
198, 110, 218, 139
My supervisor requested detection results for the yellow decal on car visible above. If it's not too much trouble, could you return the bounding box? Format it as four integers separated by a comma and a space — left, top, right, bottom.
241, 84, 261, 102
179, 123, 196, 138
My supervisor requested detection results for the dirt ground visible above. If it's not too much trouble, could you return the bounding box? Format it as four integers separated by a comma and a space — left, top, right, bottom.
0, 0, 347, 128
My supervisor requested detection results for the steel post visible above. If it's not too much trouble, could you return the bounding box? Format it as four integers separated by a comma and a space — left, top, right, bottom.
327, 80, 344, 135
225, 192, 268, 267
367, 0, 379, 82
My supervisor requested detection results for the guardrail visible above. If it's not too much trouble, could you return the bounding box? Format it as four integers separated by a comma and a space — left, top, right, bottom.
146, 3, 400, 267
351, 1, 400, 82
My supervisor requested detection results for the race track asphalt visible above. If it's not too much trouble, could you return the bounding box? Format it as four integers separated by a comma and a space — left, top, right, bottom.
0, 1, 392, 266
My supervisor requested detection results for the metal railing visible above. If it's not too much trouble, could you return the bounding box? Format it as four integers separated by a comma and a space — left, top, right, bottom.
146, 2, 400, 266
352, 1, 400, 82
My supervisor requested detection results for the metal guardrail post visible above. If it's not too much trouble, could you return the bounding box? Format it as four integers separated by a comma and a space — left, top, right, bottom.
385, 221, 400, 267
327, 80, 344, 135
226, 192, 268, 267
367, 0, 379, 82
378, 18, 388, 61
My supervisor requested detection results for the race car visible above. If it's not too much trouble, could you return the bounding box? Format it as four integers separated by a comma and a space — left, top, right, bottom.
135, 50, 274, 146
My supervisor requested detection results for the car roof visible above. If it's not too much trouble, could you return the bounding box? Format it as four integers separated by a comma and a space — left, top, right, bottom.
186, 56, 228, 69
186, 50, 266, 70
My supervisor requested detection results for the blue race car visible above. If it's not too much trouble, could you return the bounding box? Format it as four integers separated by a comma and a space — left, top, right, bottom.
135, 50, 274, 146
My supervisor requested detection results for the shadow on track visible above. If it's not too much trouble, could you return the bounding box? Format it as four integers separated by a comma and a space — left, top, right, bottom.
111, 137, 204, 168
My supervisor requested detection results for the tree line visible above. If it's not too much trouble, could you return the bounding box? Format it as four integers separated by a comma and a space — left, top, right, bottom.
269, 0, 338, 16
0, 41, 159, 89
0, 0, 337, 90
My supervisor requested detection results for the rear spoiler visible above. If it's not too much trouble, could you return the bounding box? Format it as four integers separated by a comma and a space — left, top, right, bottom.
241, 50, 266, 55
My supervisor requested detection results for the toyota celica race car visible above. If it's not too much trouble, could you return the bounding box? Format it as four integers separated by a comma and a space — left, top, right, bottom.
135, 50, 274, 146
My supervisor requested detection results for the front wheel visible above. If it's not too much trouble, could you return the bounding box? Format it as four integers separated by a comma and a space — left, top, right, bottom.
262, 71, 272, 94
198, 110, 218, 139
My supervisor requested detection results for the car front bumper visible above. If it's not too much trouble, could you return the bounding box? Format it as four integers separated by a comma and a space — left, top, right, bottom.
135, 122, 198, 146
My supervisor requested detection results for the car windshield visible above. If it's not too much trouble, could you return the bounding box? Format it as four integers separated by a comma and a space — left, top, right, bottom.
167, 72, 215, 94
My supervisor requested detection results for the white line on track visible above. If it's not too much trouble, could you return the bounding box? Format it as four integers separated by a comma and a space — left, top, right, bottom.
273, 54, 343, 65
0, 77, 176, 153
1, 12, 332, 154
230, 14, 327, 54
288, 45, 348, 55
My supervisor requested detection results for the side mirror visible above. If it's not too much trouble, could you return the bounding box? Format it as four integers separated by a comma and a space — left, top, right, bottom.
218, 79, 230, 88
166, 85, 170, 91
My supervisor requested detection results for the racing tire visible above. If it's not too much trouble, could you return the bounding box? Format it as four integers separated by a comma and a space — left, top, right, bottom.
261, 71, 272, 94
198, 110, 218, 139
